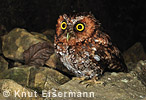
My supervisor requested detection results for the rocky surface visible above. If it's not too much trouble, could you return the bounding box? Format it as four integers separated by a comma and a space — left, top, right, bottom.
123, 42, 146, 63
1, 60, 146, 100
45, 53, 57, 69
0, 79, 43, 100
2, 28, 52, 61
0, 66, 70, 90
0, 56, 8, 73
0, 25, 7, 54
46, 60, 146, 100
0, 66, 34, 86
131, 60, 146, 86
29, 67, 70, 90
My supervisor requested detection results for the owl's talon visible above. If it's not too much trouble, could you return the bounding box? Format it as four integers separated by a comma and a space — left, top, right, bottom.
72, 77, 86, 81
79, 77, 104, 87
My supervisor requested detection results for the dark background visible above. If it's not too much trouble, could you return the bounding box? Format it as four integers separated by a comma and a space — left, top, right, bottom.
0, 0, 146, 52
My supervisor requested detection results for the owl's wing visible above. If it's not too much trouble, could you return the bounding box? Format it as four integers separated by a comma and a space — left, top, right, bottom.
92, 32, 127, 72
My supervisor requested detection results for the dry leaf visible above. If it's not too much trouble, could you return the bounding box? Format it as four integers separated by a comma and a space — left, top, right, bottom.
23, 41, 54, 66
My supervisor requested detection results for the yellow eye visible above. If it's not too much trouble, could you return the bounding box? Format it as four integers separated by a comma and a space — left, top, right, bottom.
76, 23, 85, 32
61, 22, 67, 30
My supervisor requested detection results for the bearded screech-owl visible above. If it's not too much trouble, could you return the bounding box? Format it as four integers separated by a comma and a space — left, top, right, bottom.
54, 12, 127, 83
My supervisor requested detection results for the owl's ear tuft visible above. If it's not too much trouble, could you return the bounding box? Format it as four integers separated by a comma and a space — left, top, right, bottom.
63, 14, 68, 19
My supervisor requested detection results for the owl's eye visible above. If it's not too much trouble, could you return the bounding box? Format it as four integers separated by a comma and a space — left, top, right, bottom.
76, 23, 85, 32
61, 22, 67, 30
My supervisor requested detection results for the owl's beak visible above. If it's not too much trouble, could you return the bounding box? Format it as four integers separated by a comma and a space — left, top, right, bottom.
66, 32, 70, 42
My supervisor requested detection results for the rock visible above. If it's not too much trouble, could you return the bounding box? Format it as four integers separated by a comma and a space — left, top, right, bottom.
0, 36, 2, 54
45, 53, 58, 69
0, 79, 43, 100
0, 56, 8, 73
46, 61, 146, 100
0, 25, 7, 54
0, 65, 70, 90
0, 93, 7, 100
13, 62, 22, 67
29, 67, 70, 91
130, 60, 146, 86
0, 65, 33, 86
0, 42, 2, 54
2, 28, 52, 61
123, 42, 146, 63
31, 32, 50, 42
0, 25, 7, 36
45, 53, 74, 76
42, 29, 55, 42
0, 93, 19, 100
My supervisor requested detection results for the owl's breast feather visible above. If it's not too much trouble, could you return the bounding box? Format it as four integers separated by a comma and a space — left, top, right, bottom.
55, 43, 99, 78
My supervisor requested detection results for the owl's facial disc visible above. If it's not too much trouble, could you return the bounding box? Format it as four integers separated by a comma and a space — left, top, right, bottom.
56, 13, 99, 45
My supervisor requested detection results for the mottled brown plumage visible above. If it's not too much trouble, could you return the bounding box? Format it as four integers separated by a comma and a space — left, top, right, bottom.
54, 12, 127, 81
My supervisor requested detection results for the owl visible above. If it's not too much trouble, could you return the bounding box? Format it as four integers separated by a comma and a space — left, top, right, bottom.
54, 12, 127, 84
